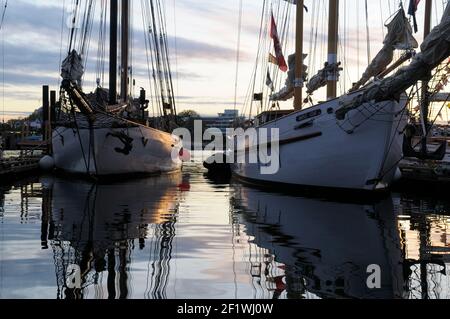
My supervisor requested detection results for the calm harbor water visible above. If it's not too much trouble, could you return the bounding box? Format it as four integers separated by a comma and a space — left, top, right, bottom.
0, 152, 449, 299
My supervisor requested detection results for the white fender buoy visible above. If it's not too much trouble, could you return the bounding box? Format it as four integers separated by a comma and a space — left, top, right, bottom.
39, 155, 55, 171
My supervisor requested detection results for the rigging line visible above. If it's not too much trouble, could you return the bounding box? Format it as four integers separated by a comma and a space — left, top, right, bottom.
156, 0, 171, 102
311, 0, 321, 79
173, 0, 179, 104
144, 0, 164, 119
58, 0, 67, 87
157, 0, 178, 117
68, 0, 80, 53
233, 0, 244, 115
243, 0, 266, 119
248, 0, 267, 120
95, 0, 106, 86
80, 0, 96, 75
307, 0, 317, 63
269, 0, 286, 98
130, 0, 134, 98
141, 0, 157, 117
157, 0, 177, 127
0, 0, 7, 31
342, 0, 351, 92
265, 0, 287, 112
257, 2, 269, 113
149, 0, 168, 117
356, 0, 360, 78
365, 0, 371, 65
1, 1, 4, 125
380, 0, 386, 39
262, 3, 271, 113
156, 0, 171, 103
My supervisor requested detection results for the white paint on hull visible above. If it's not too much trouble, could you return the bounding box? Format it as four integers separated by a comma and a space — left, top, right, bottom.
233, 96, 408, 191
52, 125, 182, 175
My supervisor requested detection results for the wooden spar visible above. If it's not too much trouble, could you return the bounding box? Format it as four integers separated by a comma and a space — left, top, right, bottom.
294, 0, 304, 110
327, 0, 339, 100
377, 51, 414, 79
420, 0, 433, 136
121, 0, 130, 102
109, 0, 118, 105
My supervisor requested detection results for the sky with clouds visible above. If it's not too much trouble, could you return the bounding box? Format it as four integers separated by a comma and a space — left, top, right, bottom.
0, 0, 448, 121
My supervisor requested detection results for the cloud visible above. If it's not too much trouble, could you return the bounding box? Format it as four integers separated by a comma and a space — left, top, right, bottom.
0, 0, 251, 116
176, 96, 244, 107
1, 110, 32, 116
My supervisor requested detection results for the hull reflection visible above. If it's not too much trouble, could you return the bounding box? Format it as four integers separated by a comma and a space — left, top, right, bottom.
232, 184, 404, 299
41, 174, 184, 299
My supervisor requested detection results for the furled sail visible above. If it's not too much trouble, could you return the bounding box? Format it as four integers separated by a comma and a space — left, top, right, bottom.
306, 62, 342, 95
61, 50, 84, 87
270, 54, 308, 101
350, 8, 418, 92
336, 3, 450, 120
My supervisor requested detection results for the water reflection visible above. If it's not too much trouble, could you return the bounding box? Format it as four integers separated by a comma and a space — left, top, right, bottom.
231, 184, 450, 299
41, 174, 184, 299
0, 165, 449, 299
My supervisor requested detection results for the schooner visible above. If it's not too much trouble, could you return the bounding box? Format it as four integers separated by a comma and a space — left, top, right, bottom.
52, 0, 183, 176
232, 0, 450, 192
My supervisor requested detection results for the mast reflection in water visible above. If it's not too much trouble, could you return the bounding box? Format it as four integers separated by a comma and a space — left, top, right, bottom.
42, 174, 183, 299
0, 160, 449, 299
231, 183, 450, 299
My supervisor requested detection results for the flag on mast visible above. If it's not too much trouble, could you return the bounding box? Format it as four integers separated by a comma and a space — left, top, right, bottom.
270, 13, 288, 72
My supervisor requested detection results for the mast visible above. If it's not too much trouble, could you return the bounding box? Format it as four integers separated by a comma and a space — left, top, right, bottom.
327, 0, 339, 100
109, 0, 118, 105
423, 0, 433, 37
120, 0, 130, 102
293, 0, 304, 110
420, 0, 433, 137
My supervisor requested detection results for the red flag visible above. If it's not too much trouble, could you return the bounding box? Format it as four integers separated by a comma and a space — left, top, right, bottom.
270, 13, 288, 72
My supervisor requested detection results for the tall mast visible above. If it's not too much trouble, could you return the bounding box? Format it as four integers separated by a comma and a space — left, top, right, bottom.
421, 0, 433, 136
109, 0, 118, 105
327, 0, 339, 100
423, 0, 432, 37
293, 0, 304, 110
120, 0, 130, 102
420, 0, 432, 288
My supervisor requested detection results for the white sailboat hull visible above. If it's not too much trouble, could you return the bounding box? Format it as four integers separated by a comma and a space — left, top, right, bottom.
52, 124, 182, 176
233, 96, 408, 191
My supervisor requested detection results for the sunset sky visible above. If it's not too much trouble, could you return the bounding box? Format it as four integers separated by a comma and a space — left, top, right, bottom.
0, 0, 448, 122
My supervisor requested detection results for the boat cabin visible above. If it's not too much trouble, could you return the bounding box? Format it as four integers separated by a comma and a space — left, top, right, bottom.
254, 110, 294, 126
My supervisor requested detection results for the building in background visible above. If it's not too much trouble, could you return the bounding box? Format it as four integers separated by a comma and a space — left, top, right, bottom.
203, 110, 245, 134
